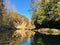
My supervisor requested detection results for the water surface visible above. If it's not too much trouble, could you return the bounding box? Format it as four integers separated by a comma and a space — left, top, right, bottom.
0, 30, 60, 45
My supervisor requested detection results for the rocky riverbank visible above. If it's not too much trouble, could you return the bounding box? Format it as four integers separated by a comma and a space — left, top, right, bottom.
34, 28, 60, 35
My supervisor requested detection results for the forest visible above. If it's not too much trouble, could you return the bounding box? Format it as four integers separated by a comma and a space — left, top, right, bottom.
0, 0, 60, 33
0, 0, 32, 30
0, 0, 60, 45
31, 0, 60, 29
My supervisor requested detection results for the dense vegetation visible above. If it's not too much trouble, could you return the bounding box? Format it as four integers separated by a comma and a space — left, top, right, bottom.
0, 0, 30, 29
1, 0, 60, 30
31, 0, 60, 29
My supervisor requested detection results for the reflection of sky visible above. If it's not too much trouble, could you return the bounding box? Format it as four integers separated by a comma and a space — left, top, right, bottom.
20, 38, 31, 45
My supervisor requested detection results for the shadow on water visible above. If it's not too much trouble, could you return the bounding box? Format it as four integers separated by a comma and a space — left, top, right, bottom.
31, 31, 60, 45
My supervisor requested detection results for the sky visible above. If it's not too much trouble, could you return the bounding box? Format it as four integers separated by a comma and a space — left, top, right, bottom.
10, 0, 32, 20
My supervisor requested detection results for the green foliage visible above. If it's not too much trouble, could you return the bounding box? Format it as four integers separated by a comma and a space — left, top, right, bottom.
31, 0, 60, 28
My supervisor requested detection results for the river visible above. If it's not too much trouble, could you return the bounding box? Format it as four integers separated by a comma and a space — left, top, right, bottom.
0, 29, 60, 45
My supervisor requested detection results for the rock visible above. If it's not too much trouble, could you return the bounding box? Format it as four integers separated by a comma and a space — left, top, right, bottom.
40, 28, 50, 32
51, 29, 60, 35
35, 28, 60, 35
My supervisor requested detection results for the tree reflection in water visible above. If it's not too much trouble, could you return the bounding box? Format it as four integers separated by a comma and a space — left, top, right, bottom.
31, 31, 60, 45
0, 30, 33, 45
0, 30, 60, 45
0, 30, 14, 45
0, 30, 29, 45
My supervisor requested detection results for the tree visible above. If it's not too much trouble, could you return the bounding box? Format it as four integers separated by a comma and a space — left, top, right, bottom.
31, 0, 60, 29
0, 0, 6, 26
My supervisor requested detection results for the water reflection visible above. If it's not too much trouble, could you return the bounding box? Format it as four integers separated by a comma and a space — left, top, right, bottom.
20, 38, 31, 45
0, 30, 34, 45
0, 30, 60, 45
0, 30, 14, 45
0, 30, 25, 45
31, 31, 60, 45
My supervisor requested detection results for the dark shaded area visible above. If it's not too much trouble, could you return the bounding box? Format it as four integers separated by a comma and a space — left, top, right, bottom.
0, 25, 17, 31
31, 31, 60, 45
0, 29, 21, 45
34, 20, 60, 30
34, 17, 41, 29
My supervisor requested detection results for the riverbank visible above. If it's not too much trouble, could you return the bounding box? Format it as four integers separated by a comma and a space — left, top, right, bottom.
33, 28, 60, 35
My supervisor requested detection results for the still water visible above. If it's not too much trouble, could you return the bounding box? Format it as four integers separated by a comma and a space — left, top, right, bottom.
0, 30, 60, 45
20, 38, 31, 45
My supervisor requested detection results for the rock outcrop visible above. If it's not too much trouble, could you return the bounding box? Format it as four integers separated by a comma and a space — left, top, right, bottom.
34, 28, 60, 35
